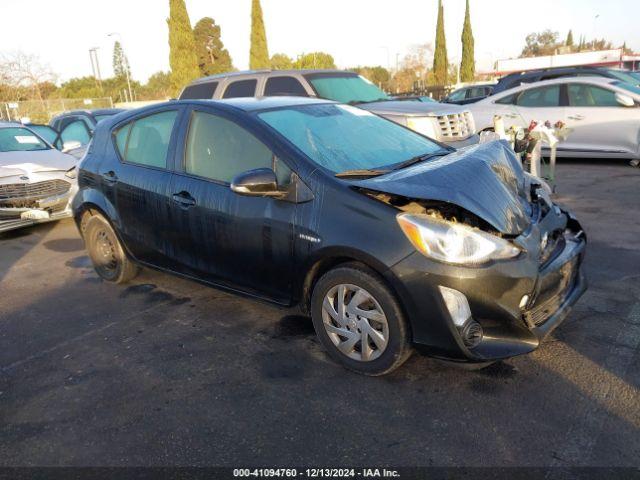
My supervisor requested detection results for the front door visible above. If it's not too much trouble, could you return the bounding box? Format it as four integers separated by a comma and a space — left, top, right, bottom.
561, 82, 640, 157
167, 107, 296, 303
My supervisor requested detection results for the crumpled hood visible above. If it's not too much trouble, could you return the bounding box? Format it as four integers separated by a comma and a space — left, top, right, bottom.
358, 100, 469, 117
0, 149, 77, 180
354, 141, 532, 235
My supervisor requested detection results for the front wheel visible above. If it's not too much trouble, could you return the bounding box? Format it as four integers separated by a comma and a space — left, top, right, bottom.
84, 214, 139, 283
310, 263, 412, 376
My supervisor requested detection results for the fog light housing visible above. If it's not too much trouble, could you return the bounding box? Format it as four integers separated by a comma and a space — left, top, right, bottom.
461, 320, 483, 348
439, 286, 472, 327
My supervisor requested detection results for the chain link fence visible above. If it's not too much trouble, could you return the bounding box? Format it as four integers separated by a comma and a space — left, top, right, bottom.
0, 97, 113, 124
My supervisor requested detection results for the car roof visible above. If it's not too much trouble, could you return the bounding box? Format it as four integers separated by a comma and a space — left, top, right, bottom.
181, 96, 334, 112
188, 69, 356, 85
53, 108, 124, 118
490, 76, 617, 98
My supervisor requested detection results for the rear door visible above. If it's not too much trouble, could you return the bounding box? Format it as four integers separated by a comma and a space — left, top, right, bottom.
513, 84, 565, 129
561, 82, 640, 157
166, 106, 297, 303
108, 107, 183, 268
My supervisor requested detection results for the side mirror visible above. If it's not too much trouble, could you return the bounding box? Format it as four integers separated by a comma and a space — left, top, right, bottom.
231, 168, 283, 197
62, 140, 82, 153
615, 93, 635, 108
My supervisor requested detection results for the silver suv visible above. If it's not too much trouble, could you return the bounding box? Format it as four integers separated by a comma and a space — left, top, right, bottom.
179, 70, 479, 147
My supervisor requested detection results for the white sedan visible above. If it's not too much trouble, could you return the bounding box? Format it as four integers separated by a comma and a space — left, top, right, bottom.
0, 123, 78, 233
467, 77, 640, 160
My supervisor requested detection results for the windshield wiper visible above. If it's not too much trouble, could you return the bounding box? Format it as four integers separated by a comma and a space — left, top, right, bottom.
335, 168, 390, 178
390, 150, 451, 171
347, 98, 391, 106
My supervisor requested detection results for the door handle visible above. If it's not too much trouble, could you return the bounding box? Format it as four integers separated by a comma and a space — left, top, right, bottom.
101, 170, 118, 184
568, 114, 585, 121
172, 192, 196, 208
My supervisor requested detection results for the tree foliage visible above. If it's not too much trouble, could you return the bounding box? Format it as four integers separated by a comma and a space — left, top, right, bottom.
270, 53, 294, 70
112, 41, 131, 80
193, 17, 233, 76
250, 0, 269, 69
293, 52, 336, 70
432, 0, 448, 86
565, 30, 574, 47
167, 0, 200, 96
521, 30, 560, 57
0, 52, 56, 101
139, 71, 173, 100
349, 66, 391, 90
460, 0, 475, 82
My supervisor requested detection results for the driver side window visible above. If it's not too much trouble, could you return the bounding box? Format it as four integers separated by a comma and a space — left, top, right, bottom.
184, 111, 291, 186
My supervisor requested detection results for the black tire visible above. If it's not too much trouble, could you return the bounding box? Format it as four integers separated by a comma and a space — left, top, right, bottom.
310, 263, 412, 376
84, 214, 139, 283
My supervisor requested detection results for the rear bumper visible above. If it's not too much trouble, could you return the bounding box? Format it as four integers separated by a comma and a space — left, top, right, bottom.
387, 211, 587, 362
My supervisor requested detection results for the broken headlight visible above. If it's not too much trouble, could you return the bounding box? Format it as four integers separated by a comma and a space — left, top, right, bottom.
397, 213, 521, 266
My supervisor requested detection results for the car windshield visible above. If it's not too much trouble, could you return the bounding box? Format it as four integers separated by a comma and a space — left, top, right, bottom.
0, 127, 49, 153
306, 74, 390, 104
613, 81, 640, 96
258, 103, 444, 174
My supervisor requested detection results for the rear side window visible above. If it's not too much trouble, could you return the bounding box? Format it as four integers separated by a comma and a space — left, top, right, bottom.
568, 84, 619, 107
114, 110, 178, 168
516, 85, 560, 107
180, 82, 219, 100
448, 89, 466, 101
184, 111, 291, 185
264, 76, 308, 96
222, 79, 257, 99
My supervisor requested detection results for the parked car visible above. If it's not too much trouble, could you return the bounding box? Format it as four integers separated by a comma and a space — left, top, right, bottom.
72, 97, 587, 375
467, 77, 640, 160
442, 84, 495, 105
392, 95, 438, 103
0, 122, 78, 233
49, 108, 124, 153
493, 66, 639, 95
179, 70, 478, 147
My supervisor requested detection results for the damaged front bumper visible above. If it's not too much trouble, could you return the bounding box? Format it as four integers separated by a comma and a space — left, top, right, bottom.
0, 180, 77, 233
387, 206, 587, 363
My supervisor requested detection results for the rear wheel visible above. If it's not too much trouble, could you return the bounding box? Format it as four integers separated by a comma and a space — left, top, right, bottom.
84, 214, 138, 283
310, 263, 412, 376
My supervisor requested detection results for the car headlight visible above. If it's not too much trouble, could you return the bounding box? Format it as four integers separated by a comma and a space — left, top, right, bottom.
406, 117, 438, 138
65, 166, 77, 179
397, 213, 521, 266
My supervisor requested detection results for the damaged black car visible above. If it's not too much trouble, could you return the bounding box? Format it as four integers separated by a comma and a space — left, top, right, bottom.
72, 97, 587, 375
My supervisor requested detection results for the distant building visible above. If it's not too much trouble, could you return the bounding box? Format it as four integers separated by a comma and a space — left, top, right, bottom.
492, 49, 638, 76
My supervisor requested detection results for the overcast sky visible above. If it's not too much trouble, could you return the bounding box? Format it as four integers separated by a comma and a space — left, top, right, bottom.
1, 0, 638, 83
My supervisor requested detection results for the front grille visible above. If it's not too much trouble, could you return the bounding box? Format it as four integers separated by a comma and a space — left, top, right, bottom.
437, 112, 474, 139
0, 180, 70, 202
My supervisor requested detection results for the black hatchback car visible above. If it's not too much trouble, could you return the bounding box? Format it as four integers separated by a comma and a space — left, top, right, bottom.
72, 97, 587, 375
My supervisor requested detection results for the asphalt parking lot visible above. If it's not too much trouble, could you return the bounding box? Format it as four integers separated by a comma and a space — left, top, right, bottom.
0, 159, 639, 467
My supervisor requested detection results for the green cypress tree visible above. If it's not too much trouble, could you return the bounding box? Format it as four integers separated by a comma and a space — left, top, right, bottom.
250, 0, 269, 69
459, 0, 475, 82
167, 0, 200, 96
432, 0, 449, 86
112, 41, 131, 80
194, 17, 234, 76
566, 30, 574, 47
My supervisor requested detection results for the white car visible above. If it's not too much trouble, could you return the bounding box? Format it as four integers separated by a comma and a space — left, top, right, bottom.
467, 77, 640, 160
0, 123, 79, 233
